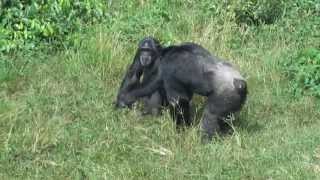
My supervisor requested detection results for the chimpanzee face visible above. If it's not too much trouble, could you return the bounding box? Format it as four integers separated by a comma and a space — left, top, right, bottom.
138, 37, 160, 67
139, 49, 156, 66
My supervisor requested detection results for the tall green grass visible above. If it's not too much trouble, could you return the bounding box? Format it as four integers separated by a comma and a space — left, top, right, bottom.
1, 0, 320, 179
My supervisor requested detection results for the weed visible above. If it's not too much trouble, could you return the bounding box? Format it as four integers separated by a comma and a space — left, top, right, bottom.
284, 48, 320, 97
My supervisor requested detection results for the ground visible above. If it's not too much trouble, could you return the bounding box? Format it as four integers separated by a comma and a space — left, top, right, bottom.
0, 1, 320, 179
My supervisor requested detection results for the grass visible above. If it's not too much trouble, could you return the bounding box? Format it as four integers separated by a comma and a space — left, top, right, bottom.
1, 1, 320, 179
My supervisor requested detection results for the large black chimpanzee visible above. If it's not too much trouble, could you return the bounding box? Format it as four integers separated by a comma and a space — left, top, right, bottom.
115, 37, 167, 115
117, 39, 248, 141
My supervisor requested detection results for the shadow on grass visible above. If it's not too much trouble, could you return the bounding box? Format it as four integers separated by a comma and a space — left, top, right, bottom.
234, 115, 264, 134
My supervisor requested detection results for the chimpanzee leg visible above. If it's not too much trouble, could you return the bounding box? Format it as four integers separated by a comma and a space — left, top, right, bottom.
169, 99, 192, 126
164, 79, 193, 127
142, 91, 162, 115
180, 99, 192, 126
169, 102, 182, 126
200, 93, 237, 142
200, 103, 221, 141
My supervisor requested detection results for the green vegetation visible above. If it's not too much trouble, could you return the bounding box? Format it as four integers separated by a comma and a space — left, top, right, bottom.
1, 0, 320, 179
0, 0, 109, 53
284, 48, 320, 97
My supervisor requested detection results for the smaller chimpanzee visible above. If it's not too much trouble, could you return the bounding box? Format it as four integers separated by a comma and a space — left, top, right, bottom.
115, 37, 167, 115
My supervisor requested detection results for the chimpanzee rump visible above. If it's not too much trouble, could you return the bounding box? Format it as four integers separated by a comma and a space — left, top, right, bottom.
115, 37, 167, 115
118, 41, 248, 141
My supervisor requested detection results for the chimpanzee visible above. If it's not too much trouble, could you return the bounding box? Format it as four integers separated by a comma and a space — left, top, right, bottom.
117, 41, 248, 141
115, 37, 167, 115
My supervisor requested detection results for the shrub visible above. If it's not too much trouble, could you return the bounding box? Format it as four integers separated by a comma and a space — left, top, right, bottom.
0, 0, 109, 53
284, 48, 320, 97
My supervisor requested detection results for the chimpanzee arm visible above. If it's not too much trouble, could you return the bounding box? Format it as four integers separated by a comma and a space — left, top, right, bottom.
118, 55, 143, 93
129, 68, 163, 99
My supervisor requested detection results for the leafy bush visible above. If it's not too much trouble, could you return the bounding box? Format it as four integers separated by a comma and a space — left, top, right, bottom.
0, 0, 109, 53
284, 48, 320, 97
1, 0, 319, 55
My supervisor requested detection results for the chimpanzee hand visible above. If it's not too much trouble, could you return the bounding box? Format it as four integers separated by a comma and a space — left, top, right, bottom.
115, 92, 137, 109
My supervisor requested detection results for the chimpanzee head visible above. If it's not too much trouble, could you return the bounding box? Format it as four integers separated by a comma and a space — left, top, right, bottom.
137, 37, 161, 67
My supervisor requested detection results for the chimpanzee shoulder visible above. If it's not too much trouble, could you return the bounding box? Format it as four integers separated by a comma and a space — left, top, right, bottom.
160, 43, 212, 59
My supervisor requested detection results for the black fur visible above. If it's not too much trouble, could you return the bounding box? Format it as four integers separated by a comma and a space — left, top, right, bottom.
115, 37, 167, 115
119, 40, 248, 141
